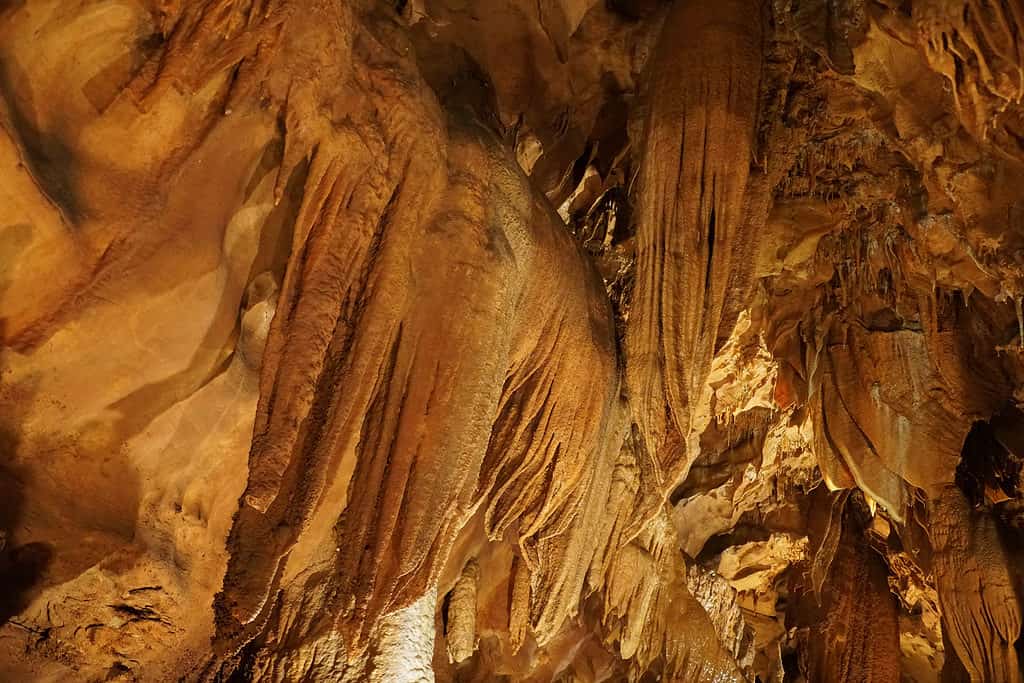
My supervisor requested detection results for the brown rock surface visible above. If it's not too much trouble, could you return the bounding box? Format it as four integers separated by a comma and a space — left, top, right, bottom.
1, 0, 1023, 681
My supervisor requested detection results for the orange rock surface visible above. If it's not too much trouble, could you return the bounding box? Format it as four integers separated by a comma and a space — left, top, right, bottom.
1, 1, 1023, 680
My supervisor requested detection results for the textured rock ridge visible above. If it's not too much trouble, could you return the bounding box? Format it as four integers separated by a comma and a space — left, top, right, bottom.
1, 0, 1024, 681
627, 0, 769, 495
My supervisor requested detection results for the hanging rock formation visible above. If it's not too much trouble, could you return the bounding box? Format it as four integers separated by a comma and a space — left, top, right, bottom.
627, 0, 770, 496
931, 485, 1021, 683
1, 0, 1024, 681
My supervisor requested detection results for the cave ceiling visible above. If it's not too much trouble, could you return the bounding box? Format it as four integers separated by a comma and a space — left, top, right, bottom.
1, 0, 1024, 681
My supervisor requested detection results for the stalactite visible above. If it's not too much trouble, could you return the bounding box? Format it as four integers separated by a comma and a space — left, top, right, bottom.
509, 554, 532, 654
930, 485, 1022, 683
806, 498, 901, 683
195, 7, 625, 665
215, 2, 456, 640
4, 0, 1024, 680
626, 0, 769, 494
598, 513, 747, 682
445, 559, 479, 663
915, 0, 1024, 153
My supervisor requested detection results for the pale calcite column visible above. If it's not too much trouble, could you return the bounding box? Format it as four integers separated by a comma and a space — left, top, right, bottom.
369, 586, 438, 683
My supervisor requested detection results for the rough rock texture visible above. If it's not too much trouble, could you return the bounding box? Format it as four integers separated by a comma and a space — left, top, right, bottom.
626, 0, 770, 496
931, 486, 1021, 683
1, 0, 1024, 681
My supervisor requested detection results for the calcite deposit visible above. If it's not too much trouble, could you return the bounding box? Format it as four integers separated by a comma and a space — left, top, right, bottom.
1, 0, 1023, 681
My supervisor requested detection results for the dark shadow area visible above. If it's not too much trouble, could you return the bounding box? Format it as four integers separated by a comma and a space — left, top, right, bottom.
955, 406, 1023, 506
0, 294, 140, 630
0, 302, 53, 624
0, 431, 53, 625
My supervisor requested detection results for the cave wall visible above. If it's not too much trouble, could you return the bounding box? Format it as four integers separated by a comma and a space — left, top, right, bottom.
1, 0, 1023, 681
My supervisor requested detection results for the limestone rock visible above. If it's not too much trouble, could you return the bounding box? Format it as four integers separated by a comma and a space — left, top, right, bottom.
2, 0, 1024, 681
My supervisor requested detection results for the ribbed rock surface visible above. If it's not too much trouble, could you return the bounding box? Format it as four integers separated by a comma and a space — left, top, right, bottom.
1, 1, 1023, 681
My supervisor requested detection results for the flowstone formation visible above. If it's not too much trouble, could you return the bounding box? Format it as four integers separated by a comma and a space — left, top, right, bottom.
1, 0, 1023, 681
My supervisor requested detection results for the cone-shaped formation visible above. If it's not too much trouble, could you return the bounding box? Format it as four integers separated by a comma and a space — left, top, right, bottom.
627, 0, 769, 493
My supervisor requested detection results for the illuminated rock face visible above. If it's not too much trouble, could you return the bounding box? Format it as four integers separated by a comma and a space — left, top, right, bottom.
0, 1, 1023, 681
